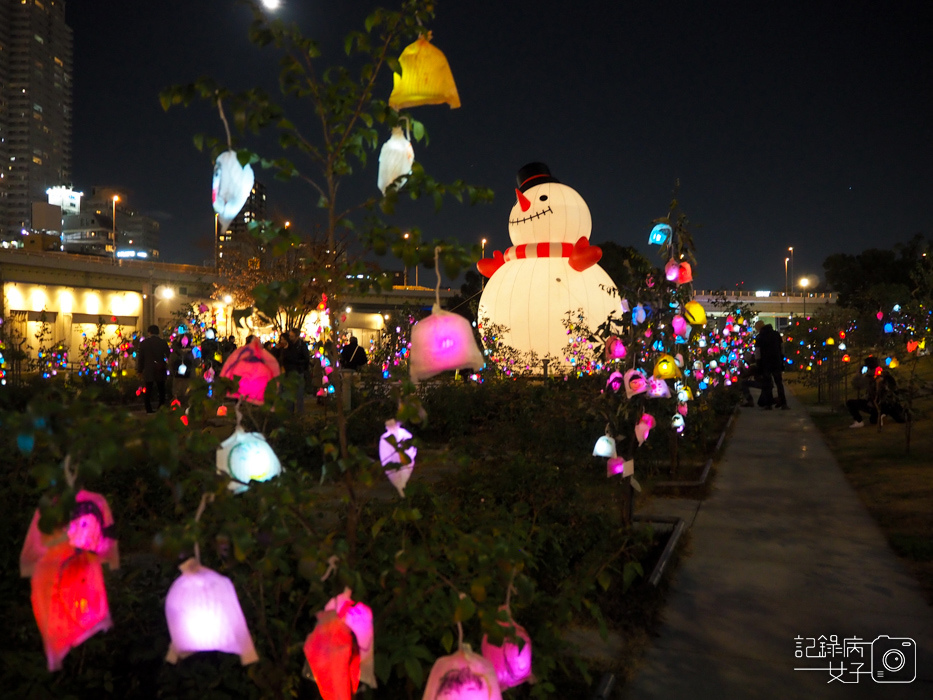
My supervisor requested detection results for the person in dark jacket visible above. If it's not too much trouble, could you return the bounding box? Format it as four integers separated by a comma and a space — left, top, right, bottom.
137, 325, 170, 413
755, 322, 787, 409
339, 336, 368, 370
279, 328, 310, 413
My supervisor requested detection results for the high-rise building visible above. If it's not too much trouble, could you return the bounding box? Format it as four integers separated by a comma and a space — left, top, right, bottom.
0, 0, 73, 243
62, 186, 160, 259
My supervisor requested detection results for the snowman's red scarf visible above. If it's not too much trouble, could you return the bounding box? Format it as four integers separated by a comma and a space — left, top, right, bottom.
503, 242, 574, 261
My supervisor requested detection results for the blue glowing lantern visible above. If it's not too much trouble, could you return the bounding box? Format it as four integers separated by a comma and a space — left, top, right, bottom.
884, 322, 894, 333
648, 223, 672, 246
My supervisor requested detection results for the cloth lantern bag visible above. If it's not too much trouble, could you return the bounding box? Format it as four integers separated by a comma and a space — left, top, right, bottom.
388, 33, 460, 110
409, 247, 485, 382
422, 646, 502, 700
379, 419, 417, 496
378, 125, 414, 193
164, 558, 259, 665
219, 338, 281, 404
480, 605, 534, 690
30, 542, 113, 671
216, 426, 282, 494
212, 150, 254, 231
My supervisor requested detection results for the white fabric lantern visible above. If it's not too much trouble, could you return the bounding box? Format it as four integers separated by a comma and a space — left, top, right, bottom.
212, 150, 255, 232
377, 126, 414, 194
422, 646, 502, 700
592, 435, 616, 458
216, 427, 282, 494
165, 558, 259, 665
477, 164, 621, 368
379, 420, 417, 496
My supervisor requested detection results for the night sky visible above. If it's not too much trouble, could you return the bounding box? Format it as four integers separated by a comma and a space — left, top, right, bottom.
68, 0, 933, 291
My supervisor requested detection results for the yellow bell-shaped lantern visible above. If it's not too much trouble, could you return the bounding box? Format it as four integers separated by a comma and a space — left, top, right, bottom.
653, 354, 681, 379
388, 34, 461, 110
684, 301, 707, 325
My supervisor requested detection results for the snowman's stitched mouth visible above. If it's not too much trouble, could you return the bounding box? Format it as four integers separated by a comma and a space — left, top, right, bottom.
509, 205, 553, 226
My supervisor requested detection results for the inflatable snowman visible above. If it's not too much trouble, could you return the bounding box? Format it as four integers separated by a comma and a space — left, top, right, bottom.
477, 163, 622, 367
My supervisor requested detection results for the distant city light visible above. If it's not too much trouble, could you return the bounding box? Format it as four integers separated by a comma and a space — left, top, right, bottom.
754, 291, 771, 297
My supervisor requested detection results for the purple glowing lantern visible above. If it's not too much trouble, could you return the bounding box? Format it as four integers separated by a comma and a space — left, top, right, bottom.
409, 306, 484, 383
481, 612, 533, 690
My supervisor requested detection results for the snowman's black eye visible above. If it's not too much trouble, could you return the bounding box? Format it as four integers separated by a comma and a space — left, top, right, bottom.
539, 195, 548, 202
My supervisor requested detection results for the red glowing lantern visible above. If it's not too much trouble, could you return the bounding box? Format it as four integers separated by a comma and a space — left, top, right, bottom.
31, 542, 112, 671
409, 306, 484, 383
304, 588, 376, 698
677, 262, 693, 284
422, 647, 502, 700
21, 490, 119, 578
219, 338, 281, 405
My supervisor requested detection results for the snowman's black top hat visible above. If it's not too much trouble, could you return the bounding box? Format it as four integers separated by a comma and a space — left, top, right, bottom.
516, 162, 560, 193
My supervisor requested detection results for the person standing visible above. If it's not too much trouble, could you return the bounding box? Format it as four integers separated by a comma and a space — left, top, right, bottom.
756, 322, 787, 409
280, 328, 310, 413
169, 333, 197, 405
137, 325, 170, 413
339, 335, 368, 370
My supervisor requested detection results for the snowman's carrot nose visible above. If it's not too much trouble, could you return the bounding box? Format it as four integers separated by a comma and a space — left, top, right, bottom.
515, 188, 531, 212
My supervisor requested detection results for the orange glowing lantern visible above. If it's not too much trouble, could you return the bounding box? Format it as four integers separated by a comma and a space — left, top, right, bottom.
219, 338, 281, 405
409, 306, 484, 382
388, 34, 461, 110
907, 340, 919, 353
31, 542, 112, 671
677, 262, 693, 284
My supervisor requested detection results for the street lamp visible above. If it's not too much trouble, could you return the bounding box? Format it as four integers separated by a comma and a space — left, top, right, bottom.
481, 238, 487, 289
403, 232, 409, 286
799, 277, 810, 318
788, 247, 794, 292
112, 195, 120, 263
784, 257, 789, 296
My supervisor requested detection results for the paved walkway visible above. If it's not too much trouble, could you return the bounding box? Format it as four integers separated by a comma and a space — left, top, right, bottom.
623, 388, 933, 699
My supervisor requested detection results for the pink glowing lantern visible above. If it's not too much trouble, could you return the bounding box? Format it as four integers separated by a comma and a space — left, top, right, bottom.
647, 377, 671, 399
216, 427, 282, 494
212, 150, 255, 231
677, 262, 693, 284
422, 646, 502, 700
305, 588, 375, 699
606, 371, 624, 393
671, 315, 688, 338
605, 336, 627, 360
165, 558, 259, 665
876, 311, 884, 321
379, 420, 417, 497
219, 338, 281, 405
607, 457, 634, 478
664, 259, 679, 282
21, 490, 120, 578
409, 306, 484, 383
677, 403, 689, 416
635, 414, 656, 445
624, 369, 648, 398
481, 611, 533, 690
31, 542, 112, 671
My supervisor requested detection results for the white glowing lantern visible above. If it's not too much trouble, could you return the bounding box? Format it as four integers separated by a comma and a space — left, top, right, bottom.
671, 414, 685, 433
422, 646, 502, 700
379, 420, 417, 496
592, 435, 616, 458
212, 150, 255, 231
647, 377, 671, 399
378, 126, 414, 194
216, 427, 282, 494
477, 163, 621, 368
165, 558, 258, 665
410, 306, 484, 382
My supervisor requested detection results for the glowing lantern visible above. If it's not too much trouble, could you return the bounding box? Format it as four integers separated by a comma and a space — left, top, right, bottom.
476, 163, 621, 368
677, 262, 693, 284
31, 542, 112, 671
379, 420, 417, 496
653, 354, 680, 379
378, 126, 414, 194
635, 414, 655, 445
481, 610, 533, 690
888, 357, 900, 368
684, 301, 707, 325
605, 336, 627, 360
671, 414, 685, 433
884, 323, 894, 333
876, 311, 884, 320
422, 646, 502, 700
165, 558, 258, 665
388, 34, 460, 110
607, 457, 633, 478
606, 371, 624, 393
410, 306, 484, 382
624, 369, 648, 398
677, 386, 694, 402
677, 403, 688, 416
826, 337, 835, 345
21, 490, 119, 578
219, 338, 281, 405
212, 150, 255, 231
593, 435, 616, 458
647, 377, 671, 398
842, 354, 851, 363
671, 315, 688, 338
648, 223, 671, 245
304, 588, 375, 698
216, 427, 281, 494
664, 260, 679, 282
632, 305, 647, 325
907, 340, 919, 353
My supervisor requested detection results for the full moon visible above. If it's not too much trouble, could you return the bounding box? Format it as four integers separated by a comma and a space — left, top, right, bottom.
261, 0, 280, 9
